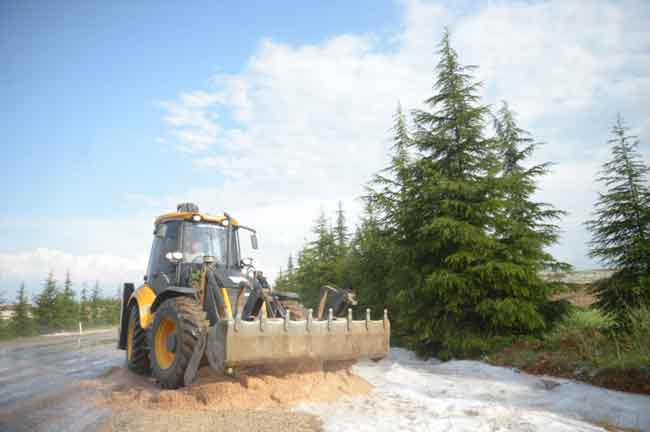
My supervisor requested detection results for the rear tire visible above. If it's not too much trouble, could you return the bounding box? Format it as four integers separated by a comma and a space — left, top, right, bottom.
126, 306, 150, 374
149, 297, 208, 389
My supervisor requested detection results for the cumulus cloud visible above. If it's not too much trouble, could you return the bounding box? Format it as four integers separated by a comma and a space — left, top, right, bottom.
159, 90, 226, 153
5, 0, 649, 295
156, 0, 649, 278
0, 248, 147, 297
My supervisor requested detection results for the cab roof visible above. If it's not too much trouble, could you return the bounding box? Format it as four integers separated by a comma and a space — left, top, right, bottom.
154, 211, 239, 226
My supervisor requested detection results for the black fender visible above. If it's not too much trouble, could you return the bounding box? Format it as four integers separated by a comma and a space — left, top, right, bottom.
117, 283, 135, 350
150, 286, 199, 313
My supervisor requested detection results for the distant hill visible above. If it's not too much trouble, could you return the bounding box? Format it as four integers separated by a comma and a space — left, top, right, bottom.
540, 269, 616, 285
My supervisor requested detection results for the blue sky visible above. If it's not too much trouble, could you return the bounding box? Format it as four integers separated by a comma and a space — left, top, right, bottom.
1, 0, 400, 221
1, 0, 649, 299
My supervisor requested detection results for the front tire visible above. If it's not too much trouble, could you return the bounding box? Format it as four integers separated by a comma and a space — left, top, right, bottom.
149, 297, 207, 389
126, 306, 150, 374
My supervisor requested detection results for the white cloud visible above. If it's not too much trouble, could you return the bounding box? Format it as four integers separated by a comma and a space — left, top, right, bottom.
156, 0, 649, 278
5, 0, 649, 295
0, 248, 147, 297
159, 90, 226, 153
157, 1, 650, 276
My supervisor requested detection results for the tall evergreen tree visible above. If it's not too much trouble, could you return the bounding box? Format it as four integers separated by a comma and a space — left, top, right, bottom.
366, 104, 411, 231
347, 203, 397, 313
288, 210, 347, 306
490, 101, 567, 310
11, 283, 35, 337
334, 201, 349, 252
79, 283, 90, 323
586, 115, 650, 323
287, 254, 295, 276
366, 30, 561, 357
90, 281, 101, 323
273, 268, 286, 291
357, 106, 414, 321
34, 272, 60, 331
274, 254, 297, 293
56, 270, 77, 330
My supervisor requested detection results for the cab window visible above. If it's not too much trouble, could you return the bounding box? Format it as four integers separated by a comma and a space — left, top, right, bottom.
146, 220, 180, 282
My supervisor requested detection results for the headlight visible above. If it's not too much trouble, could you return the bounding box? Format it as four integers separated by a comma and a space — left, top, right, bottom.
192, 214, 202, 222
228, 276, 247, 284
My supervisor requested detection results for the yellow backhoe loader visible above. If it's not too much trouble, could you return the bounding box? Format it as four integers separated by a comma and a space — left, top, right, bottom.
117, 203, 390, 388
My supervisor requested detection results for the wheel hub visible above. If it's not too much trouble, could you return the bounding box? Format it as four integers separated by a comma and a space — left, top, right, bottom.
167, 334, 177, 353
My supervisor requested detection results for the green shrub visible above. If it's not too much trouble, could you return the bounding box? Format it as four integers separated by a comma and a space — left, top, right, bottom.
545, 309, 613, 363
626, 306, 650, 358
538, 299, 575, 331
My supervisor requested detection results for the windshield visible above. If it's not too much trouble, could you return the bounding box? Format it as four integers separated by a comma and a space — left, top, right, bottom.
182, 222, 238, 266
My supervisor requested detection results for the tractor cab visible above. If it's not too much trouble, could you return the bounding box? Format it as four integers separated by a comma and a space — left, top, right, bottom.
145, 203, 258, 298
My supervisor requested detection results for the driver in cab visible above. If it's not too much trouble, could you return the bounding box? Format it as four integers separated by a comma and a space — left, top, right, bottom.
184, 237, 206, 263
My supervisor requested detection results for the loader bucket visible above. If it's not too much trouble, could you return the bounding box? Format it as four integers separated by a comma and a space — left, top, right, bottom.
204, 309, 390, 373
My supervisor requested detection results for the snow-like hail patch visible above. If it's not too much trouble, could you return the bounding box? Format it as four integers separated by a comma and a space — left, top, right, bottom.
298, 348, 649, 432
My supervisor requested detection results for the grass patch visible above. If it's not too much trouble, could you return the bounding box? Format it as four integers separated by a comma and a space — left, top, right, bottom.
486, 307, 650, 395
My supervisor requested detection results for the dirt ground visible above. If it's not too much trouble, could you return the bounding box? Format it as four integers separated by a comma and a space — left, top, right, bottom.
110, 408, 323, 432
91, 359, 370, 432
0, 329, 371, 432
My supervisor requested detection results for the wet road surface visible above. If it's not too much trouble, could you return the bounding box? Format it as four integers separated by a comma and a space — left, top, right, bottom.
0, 330, 323, 432
0, 330, 121, 432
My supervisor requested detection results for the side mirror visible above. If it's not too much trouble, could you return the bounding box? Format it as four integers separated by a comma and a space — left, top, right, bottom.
165, 251, 183, 263
250, 233, 259, 250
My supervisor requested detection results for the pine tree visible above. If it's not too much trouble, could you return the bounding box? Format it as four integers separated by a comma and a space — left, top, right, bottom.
312, 209, 337, 260
90, 281, 101, 323
399, 29, 506, 352
34, 271, 60, 332
273, 268, 286, 291
366, 30, 561, 357
79, 283, 90, 323
11, 283, 35, 337
55, 270, 77, 330
366, 104, 412, 231
489, 101, 567, 322
290, 210, 343, 306
334, 201, 349, 252
287, 254, 295, 276
586, 115, 650, 323
347, 203, 398, 312
106, 285, 122, 325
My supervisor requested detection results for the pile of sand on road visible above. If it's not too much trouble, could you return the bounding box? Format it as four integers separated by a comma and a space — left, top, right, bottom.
84, 361, 372, 413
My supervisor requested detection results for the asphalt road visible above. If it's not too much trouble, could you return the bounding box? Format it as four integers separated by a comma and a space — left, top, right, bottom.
0, 330, 121, 432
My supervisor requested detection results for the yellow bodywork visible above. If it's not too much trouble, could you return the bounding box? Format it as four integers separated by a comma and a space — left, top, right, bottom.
129, 281, 234, 329
222, 288, 233, 319
129, 284, 156, 329
155, 211, 238, 226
